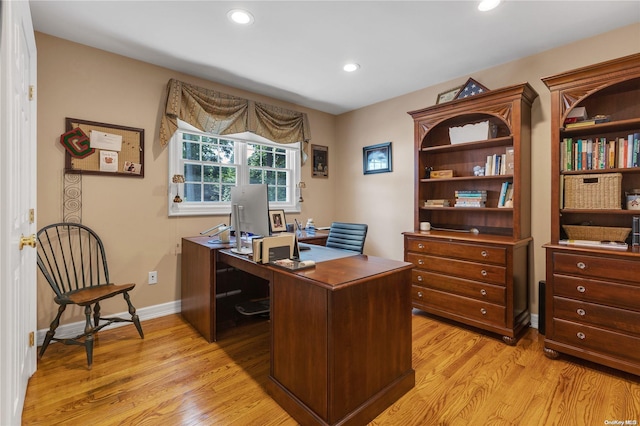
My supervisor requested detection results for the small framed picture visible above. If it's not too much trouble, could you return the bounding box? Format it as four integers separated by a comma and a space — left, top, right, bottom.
312, 144, 328, 178
269, 209, 287, 233
436, 85, 463, 104
363, 142, 392, 175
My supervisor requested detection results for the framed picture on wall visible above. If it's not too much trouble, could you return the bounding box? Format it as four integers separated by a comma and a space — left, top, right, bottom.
363, 142, 392, 175
269, 209, 287, 233
312, 144, 328, 178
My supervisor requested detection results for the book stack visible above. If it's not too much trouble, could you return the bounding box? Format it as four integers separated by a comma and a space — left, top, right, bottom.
633, 216, 640, 247
454, 190, 486, 208
424, 199, 450, 208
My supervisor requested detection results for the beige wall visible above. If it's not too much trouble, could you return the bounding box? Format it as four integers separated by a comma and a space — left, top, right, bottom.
35, 33, 338, 328
36, 23, 640, 329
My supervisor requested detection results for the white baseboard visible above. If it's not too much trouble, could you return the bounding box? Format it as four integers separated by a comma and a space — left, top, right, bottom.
37, 300, 181, 346
530, 313, 539, 330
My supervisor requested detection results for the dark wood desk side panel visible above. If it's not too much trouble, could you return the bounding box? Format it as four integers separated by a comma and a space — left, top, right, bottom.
181, 238, 215, 342
329, 268, 414, 423
271, 273, 329, 419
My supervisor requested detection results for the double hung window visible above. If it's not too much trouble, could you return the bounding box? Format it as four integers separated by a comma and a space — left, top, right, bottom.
168, 128, 300, 216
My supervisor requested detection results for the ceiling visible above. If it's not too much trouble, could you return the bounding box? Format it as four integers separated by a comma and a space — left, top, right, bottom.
29, 1, 640, 115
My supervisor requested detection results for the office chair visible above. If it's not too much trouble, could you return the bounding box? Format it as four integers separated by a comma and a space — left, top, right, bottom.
36, 223, 144, 369
325, 222, 368, 254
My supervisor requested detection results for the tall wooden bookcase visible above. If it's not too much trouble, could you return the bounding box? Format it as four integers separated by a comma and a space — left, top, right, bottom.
541, 53, 640, 375
404, 83, 538, 344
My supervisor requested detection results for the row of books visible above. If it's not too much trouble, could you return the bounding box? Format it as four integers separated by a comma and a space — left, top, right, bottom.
484, 146, 514, 176
454, 190, 486, 208
560, 134, 640, 171
497, 182, 513, 208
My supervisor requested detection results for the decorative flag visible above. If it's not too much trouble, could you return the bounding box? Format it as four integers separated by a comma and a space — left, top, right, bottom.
456, 78, 489, 99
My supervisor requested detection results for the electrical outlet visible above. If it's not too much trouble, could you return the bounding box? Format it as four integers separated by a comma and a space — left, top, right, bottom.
148, 271, 158, 285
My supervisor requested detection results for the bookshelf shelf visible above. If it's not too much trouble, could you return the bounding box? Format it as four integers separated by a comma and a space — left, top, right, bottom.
542, 53, 640, 376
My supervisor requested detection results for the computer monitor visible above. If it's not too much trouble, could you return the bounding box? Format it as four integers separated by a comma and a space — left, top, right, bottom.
230, 184, 271, 254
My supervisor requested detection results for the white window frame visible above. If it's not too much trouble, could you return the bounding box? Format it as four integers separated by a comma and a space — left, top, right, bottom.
168, 125, 301, 217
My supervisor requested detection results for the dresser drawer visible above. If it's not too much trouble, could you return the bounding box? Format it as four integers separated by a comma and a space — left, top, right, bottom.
412, 286, 506, 327
407, 252, 506, 285
553, 252, 640, 284
412, 270, 505, 305
406, 238, 506, 265
553, 275, 640, 312
554, 296, 640, 335
551, 318, 640, 364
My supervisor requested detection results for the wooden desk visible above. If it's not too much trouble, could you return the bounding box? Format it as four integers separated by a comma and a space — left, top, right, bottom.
182, 237, 415, 425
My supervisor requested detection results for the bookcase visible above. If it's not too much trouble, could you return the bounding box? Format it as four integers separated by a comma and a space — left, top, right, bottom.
404, 83, 538, 344
541, 53, 640, 375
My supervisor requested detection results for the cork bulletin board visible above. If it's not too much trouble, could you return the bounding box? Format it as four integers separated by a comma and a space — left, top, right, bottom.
64, 118, 145, 177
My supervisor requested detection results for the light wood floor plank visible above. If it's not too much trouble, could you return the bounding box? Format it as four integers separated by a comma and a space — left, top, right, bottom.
23, 312, 639, 425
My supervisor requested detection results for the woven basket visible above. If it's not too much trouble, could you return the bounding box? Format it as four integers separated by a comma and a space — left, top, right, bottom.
564, 173, 622, 210
563, 225, 631, 241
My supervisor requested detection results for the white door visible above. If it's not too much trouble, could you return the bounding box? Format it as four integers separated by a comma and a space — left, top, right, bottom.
0, 0, 38, 424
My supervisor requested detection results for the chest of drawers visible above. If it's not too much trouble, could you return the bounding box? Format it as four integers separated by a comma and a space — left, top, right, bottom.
404, 231, 531, 344
544, 246, 640, 375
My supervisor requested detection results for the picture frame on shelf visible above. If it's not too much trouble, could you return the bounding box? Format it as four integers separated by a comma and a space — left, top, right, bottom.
311, 144, 328, 178
363, 142, 393, 175
436, 85, 463, 104
456, 78, 489, 99
269, 209, 287, 233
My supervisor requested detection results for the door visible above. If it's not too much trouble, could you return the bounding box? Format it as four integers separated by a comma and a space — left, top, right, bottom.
0, 1, 38, 424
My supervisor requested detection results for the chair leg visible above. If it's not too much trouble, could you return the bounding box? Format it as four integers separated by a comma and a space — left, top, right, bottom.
93, 302, 101, 328
84, 305, 94, 369
39, 304, 66, 359
124, 292, 144, 339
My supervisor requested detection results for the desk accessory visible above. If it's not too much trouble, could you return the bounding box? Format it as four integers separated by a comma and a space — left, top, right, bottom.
270, 259, 316, 270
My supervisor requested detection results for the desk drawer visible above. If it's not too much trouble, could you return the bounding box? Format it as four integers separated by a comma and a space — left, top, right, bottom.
551, 318, 640, 364
407, 252, 506, 285
553, 252, 640, 284
412, 286, 506, 327
406, 238, 506, 265
554, 296, 640, 335
412, 270, 505, 305
552, 275, 640, 311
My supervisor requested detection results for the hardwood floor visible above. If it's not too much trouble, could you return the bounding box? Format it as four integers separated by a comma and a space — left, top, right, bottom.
23, 312, 639, 425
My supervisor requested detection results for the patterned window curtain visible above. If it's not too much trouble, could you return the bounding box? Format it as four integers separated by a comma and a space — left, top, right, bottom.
159, 79, 311, 146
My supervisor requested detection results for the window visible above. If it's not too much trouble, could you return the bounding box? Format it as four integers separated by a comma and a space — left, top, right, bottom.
168, 128, 300, 216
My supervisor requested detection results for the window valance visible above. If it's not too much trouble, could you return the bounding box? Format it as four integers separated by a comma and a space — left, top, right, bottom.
159, 79, 311, 146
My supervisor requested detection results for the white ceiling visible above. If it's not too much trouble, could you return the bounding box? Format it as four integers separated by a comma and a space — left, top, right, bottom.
29, 1, 640, 115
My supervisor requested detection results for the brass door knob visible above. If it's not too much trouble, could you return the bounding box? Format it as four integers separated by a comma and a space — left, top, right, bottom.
19, 234, 36, 250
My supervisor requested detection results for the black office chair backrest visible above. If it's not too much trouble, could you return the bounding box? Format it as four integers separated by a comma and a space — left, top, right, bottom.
325, 222, 368, 254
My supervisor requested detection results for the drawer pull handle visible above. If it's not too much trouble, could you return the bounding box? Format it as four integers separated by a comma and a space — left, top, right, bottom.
418, 243, 424, 249
417, 291, 423, 298
481, 250, 488, 257
577, 308, 586, 316
417, 275, 423, 282
576, 261, 586, 270
480, 308, 487, 315
481, 270, 488, 277
480, 289, 487, 296
577, 332, 586, 340
418, 259, 424, 265
577, 285, 586, 293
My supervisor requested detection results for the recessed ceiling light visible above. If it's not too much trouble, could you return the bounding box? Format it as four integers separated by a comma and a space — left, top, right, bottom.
478, 0, 501, 11
343, 63, 360, 73
228, 9, 254, 25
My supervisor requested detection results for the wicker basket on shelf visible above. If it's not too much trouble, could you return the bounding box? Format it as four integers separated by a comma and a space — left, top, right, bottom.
563, 173, 622, 210
562, 225, 631, 241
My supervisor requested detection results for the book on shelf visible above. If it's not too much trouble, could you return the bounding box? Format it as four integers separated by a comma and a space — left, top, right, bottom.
560, 133, 640, 171
454, 190, 486, 208
424, 199, 450, 207
559, 239, 628, 250
633, 216, 640, 247
497, 181, 511, 208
